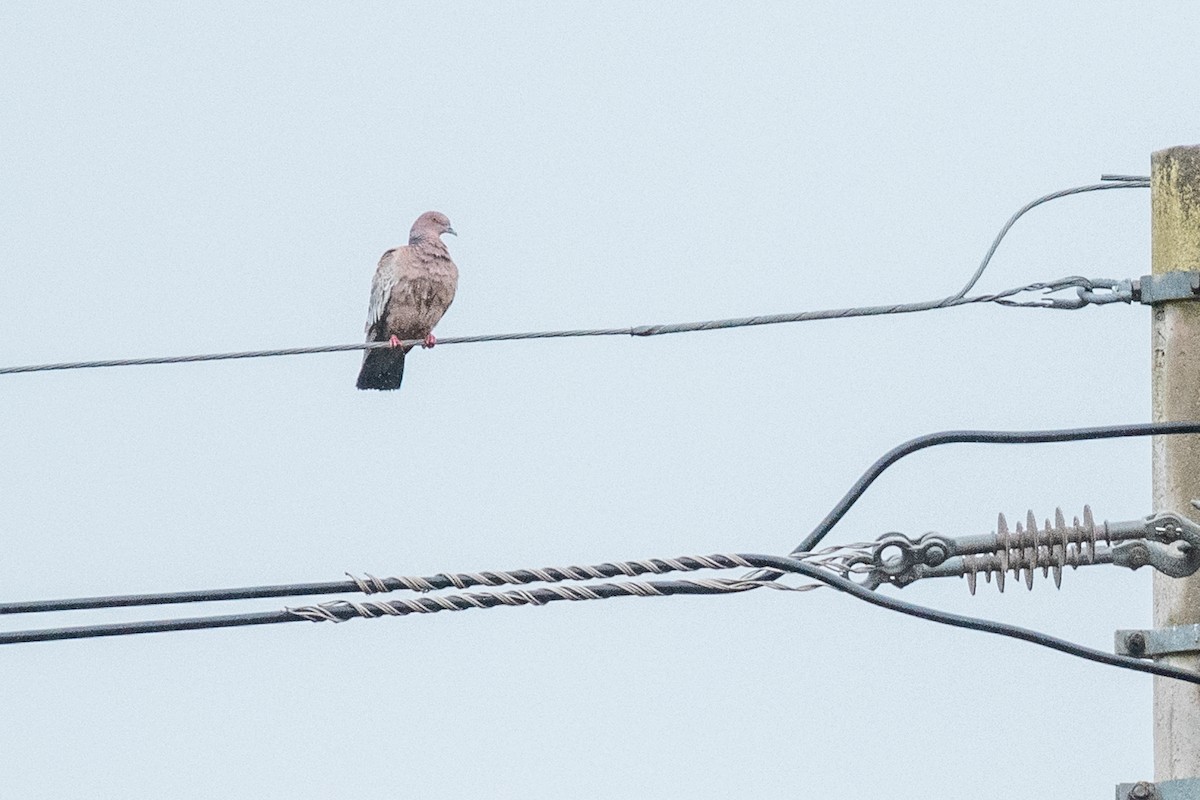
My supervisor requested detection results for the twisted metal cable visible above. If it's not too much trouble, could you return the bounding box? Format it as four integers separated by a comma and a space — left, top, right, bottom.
287, 577, 807, 622
4, 551, 1196, 686
348, 553, 757, 593
0, 178, 1146, 377
0, 547, 875, 616
284, 551, 1200, 687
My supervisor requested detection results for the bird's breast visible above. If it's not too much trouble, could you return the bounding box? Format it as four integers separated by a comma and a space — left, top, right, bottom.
388, 266, 456, 336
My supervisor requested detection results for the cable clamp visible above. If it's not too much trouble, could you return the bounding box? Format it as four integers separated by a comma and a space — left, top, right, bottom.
1111, 511, 1200, 578
1132, 271, 1200, 304
1067, 277, 1134, 308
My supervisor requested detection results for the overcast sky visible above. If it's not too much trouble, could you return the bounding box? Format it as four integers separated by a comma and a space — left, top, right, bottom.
2, 3, 1198, 797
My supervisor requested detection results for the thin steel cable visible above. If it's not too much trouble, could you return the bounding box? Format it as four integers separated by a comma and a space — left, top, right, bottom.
0, 179, 1146, 377
952, 180, 1147, 300
0, 278, 1121, 376
1, 552, 1195, 686
1100, 174, 1150, 183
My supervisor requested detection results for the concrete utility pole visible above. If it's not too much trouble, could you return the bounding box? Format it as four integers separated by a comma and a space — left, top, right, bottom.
1150, 144, 1200, 783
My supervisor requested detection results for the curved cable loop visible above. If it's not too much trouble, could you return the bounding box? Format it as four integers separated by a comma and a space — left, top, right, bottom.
951, 180, 1147, 300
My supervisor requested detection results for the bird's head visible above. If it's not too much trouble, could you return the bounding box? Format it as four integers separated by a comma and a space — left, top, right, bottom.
410, 211, 456, 244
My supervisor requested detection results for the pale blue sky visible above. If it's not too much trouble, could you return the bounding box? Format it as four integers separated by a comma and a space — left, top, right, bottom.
1, 3, 1197, 797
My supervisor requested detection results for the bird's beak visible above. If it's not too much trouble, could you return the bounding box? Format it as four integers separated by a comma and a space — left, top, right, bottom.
445, 227, 457, 236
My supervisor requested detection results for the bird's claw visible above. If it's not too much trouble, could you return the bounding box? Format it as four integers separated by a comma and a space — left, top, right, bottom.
388, 335, 401, 348
422, 334, 437, 349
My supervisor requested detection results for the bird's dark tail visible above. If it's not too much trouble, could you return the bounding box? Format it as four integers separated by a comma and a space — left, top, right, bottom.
356, 347, 406, 390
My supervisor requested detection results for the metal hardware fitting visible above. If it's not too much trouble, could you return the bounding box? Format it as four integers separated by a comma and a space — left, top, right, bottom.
1116, 777, 1200, 800
852, 509, 1200, 593
1075, 278, 1134, 307
1115, 624, 1200, 660
1132, 271, 1200, 304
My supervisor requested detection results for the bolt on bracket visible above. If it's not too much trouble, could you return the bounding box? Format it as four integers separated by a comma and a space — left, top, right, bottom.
1114, 623, 1200, 660
1116, 777, 1200, 800
1132, 271, 1200, 304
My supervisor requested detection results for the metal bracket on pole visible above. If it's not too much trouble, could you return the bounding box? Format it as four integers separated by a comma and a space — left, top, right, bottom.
1115, 777, 1200, 800
1132, 272, 1200, 304
1114, 624, 1200, 659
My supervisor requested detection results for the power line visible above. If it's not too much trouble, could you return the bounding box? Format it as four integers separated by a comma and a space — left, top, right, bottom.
2, 550, 1196, 686
790, 421, 1200, 557
290, 555, 1200, 685
3, 420, 1198, 688
0, 551, 865, 615
12, 424, 1195, 616
1, 179, 1182, 689
0, 179, 1145, 378
9, 423, 1188, 615
0, 277, 1128, 377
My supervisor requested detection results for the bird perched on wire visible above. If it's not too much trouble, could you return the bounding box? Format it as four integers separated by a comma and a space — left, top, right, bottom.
356, 211, 459, 391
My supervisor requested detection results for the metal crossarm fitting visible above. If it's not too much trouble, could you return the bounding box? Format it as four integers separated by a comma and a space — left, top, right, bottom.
1132, 271, 1200, 304
854, 508, 1200, 593
1077, 270, 1200, 307
1115, 777, 1200, 800
1115, 624, 1200, 659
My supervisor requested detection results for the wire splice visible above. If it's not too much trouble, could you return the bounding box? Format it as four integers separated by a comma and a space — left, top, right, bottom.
3, 552, 1195, 686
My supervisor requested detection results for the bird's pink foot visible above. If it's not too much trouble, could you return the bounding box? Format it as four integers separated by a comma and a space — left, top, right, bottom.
422, 334, 437, 349
388, 335, 401, 348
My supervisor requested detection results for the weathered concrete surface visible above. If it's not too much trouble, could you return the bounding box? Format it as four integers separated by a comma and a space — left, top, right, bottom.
1151, 144, 1200, 782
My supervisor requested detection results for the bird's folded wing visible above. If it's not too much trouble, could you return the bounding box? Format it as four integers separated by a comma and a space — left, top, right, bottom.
365, 248, 400, 335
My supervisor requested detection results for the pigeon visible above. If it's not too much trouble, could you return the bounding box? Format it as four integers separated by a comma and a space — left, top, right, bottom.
356, 211, 459, 390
